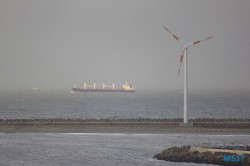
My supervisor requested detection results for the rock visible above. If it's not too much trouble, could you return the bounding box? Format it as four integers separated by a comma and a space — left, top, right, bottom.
153, 145, 250, 166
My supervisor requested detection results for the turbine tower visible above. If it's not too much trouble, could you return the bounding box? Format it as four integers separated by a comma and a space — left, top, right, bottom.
163, 26, 213, 123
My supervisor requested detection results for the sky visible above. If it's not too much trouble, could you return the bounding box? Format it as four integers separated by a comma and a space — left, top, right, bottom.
0, 0, 250, 90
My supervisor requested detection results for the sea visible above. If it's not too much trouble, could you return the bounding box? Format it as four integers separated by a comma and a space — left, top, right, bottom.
0, 133, 250, 166
0, 89, 250, 166
0, 89, 249, 119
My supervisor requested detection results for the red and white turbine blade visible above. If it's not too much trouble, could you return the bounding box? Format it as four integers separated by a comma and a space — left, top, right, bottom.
163, 26, 184, 45
187, 35, 213, 46
180, 54, 184, 63
178, 49, 184, 76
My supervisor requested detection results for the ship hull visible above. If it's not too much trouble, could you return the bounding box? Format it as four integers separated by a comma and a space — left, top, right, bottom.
72, 88, 135, 93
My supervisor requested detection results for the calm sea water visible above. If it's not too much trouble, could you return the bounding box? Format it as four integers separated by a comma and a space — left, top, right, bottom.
0, 89, 249, 119
1, 133, 250, 166
1, 90, 250, 166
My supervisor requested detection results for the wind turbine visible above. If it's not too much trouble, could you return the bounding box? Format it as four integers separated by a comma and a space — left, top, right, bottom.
163, 26, 213, 123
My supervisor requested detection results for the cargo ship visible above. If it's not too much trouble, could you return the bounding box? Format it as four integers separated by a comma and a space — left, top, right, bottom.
71, 82, 135, 93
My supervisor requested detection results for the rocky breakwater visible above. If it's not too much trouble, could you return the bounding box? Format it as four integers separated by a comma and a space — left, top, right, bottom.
153, 145, 250, 166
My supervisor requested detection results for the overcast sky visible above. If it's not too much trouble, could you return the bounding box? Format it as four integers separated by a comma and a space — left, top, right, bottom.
0, 0, 250, 90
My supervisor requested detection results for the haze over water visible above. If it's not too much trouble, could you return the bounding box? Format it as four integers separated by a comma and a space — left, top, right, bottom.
1, 89, 249, 119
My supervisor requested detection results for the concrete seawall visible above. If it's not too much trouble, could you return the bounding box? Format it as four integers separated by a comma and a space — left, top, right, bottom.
1, 118, 250, 126
1, 118, 250, 133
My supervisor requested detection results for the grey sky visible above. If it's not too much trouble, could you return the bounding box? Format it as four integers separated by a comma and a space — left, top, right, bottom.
0, 0, 250, 90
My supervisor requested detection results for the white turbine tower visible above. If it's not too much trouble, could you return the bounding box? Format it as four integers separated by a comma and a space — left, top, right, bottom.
163, 26, 213, 123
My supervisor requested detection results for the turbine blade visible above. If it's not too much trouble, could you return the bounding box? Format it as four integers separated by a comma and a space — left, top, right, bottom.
204, 36, 213, 40
180, 54, 183, 63
178, 49, 184, 76
163, 26, 184, 45
178, 62, 182, 76
193, 40, 201, 45
187, 35, 213, 46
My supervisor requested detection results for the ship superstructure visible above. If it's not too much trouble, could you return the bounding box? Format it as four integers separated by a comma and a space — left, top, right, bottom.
71, 82, 135, 93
